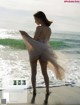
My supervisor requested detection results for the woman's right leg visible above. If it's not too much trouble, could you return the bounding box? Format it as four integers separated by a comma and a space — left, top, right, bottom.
30, 59, 37, 95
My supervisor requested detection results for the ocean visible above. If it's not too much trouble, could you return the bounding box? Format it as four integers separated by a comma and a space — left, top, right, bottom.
0, 29, 80, 89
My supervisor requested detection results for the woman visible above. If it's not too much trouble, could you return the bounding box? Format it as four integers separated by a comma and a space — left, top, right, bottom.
20, 11, 64, 95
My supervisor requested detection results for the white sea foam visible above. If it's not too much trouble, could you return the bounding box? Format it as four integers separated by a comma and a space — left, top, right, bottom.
0, 47, 80, 89
0, 29, 80, 88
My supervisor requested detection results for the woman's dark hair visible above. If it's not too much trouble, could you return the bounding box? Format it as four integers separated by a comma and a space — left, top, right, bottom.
33, 11, 52, 26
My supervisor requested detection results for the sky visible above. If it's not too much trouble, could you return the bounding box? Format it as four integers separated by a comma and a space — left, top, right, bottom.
0, 0, 80, 32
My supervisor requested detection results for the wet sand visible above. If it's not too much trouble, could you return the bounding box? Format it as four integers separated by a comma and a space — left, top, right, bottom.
5, 86, 80, 105
27, 86, 80, 105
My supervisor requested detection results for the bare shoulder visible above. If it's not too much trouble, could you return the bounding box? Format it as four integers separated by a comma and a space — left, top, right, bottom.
35, 26, 42, 33
36, 26, 42, 30
36, 26, 51, 32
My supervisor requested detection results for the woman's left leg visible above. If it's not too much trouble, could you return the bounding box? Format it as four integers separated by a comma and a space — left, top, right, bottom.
30, 59, 37, 95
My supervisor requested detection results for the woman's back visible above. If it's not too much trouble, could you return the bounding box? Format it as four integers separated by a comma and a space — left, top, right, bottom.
34, 26, 51, 43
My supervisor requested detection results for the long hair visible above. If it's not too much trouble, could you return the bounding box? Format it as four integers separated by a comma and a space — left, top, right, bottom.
33, 11, 52, 27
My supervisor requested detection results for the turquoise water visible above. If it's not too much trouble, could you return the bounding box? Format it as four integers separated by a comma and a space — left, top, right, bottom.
0, 29, 80, 59
51, 32, 80, 59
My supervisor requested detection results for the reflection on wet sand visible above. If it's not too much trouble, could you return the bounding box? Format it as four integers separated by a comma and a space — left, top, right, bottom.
30, 91, 51, 105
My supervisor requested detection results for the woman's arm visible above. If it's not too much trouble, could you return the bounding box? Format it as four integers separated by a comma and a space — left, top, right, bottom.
34, 26, 42, 40
19, 30, 27, 36
19, 30, 33, 39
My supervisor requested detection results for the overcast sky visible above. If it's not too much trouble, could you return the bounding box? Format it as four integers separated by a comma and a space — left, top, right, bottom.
0, 0, 80, 32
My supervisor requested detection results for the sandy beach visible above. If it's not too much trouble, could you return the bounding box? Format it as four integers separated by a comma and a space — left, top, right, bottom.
2, 86, 80, 105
